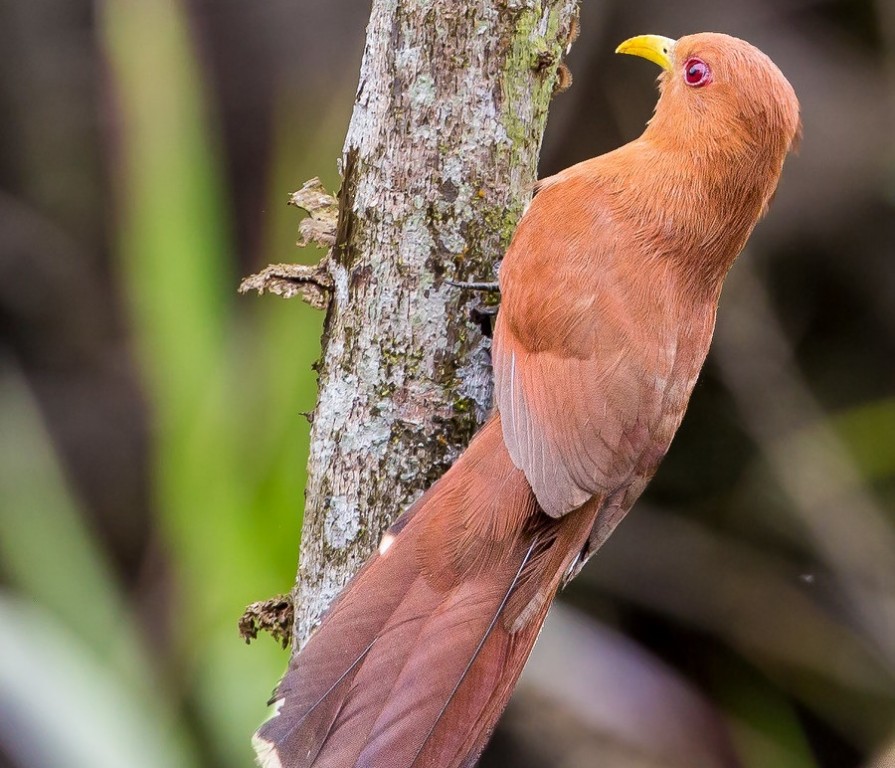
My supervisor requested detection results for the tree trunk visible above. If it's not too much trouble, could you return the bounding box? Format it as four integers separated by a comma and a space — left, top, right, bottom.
294, 0, 580, 649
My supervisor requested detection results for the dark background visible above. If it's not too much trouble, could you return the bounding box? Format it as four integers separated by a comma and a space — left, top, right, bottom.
0, 1, 893, 767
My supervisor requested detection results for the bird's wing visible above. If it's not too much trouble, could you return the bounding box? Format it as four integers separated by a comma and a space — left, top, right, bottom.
493, 171, 679, 517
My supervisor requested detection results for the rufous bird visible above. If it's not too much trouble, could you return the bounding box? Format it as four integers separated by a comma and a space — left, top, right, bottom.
254, 32, 801, 768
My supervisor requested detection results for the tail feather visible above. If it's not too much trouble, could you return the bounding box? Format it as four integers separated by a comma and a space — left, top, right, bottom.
312, 576, 446, 766
361, 568, 525, 766
254, 417, 599, 768
264, 539, 418, 714
446, 600, 553, 767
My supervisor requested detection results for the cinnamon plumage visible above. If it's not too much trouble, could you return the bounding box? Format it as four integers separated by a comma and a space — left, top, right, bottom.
254, 32, 801, 768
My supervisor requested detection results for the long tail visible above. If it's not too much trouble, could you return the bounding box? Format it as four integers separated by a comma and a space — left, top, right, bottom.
253, 416, 598, 768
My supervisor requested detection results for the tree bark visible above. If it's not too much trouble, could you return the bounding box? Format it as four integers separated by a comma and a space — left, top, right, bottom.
293, 0, 580, 649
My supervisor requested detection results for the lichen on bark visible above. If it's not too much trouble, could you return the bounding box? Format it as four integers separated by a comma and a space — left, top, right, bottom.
291, 0, 581, 649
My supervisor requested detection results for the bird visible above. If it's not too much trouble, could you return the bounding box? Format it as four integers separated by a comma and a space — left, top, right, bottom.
253, 32, 802, 768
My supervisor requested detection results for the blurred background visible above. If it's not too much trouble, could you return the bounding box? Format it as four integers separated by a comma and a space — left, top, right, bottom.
0, 0, 893, 766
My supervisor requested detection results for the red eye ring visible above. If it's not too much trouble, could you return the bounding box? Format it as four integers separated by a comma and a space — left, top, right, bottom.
683, 58, 711, 87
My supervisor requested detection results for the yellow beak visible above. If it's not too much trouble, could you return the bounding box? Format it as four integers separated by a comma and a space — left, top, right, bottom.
615, 35, 677, 71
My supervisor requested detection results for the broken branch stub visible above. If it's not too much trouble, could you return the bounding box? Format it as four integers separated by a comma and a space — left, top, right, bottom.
238, 261, 333, 310
238, 177, 339, 310
290, 177, 339, 248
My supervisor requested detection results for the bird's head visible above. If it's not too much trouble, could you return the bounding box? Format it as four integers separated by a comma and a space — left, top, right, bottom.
617, 33, 801, 160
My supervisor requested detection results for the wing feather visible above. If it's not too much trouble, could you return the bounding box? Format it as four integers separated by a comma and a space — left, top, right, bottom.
493, 168, 680, 517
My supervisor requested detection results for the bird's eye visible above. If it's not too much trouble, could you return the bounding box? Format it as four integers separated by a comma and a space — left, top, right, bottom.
683, 58, 711, 87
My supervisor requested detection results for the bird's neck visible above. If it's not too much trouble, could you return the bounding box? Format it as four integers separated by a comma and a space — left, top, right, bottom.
621, 136, 783, 293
